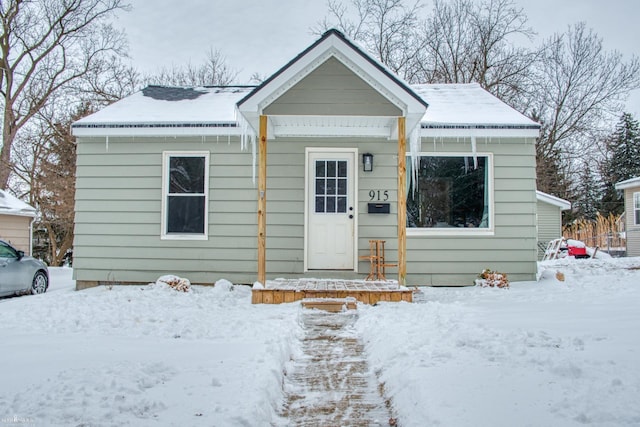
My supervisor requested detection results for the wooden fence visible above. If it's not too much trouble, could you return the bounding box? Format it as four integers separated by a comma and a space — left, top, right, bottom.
563, 213, 626, 254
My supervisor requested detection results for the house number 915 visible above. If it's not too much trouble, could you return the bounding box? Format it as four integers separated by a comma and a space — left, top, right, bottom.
369, 190, 389, 201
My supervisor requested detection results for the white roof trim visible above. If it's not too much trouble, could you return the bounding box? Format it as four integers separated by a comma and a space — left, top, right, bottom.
72, 124, 243, 137
0, 190, 36, 217
237, 30, 427, 135
615, 176, 640, 190
536, 190, 571, 211
422, 127, 539, 138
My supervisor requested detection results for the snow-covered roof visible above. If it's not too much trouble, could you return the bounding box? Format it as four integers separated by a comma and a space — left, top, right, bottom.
73, 82, 539, 139
72, 86, 254, 137
0, 190, 36, 217
614, 176, 640, 190
536, 191, 571, 211
415, 84, 539, 129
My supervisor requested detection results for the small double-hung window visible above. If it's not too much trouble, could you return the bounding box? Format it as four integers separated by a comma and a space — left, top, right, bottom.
162, 152, 209, 239
634, 192, 640, 225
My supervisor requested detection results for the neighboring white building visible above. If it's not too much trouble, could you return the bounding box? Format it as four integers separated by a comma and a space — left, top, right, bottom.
535, 191, 571, 259
615, 177, 640, 256
0, 189, 36, 254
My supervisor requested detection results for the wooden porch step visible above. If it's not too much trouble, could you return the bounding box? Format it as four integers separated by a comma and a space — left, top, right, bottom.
301, 297, 358, 312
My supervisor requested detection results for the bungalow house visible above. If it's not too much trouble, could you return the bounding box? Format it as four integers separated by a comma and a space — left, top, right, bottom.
615, 177, 640, 256
536, 191, 571, 259
71, 29, 540, 289
0, 189, 36, 254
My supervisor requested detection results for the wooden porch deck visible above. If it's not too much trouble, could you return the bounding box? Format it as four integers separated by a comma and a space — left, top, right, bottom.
251, 278, 413, 304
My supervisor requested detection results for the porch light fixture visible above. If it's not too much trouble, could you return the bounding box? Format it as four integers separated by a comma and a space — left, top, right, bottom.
362, 153, 374, 172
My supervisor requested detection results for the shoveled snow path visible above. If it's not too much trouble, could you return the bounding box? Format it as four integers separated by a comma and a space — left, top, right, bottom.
277, 309, 393, 426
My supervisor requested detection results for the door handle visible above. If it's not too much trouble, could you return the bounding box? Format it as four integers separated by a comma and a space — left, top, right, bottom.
349, 214, 354, 219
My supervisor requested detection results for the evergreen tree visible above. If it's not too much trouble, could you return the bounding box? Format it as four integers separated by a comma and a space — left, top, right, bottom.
600, 113, 640, 216
573, 162, 600, 221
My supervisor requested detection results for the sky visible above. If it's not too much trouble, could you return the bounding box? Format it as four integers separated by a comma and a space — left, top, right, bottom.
115, 0, 640, 116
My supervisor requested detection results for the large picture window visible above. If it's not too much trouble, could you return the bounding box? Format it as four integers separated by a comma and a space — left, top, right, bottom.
162, 152, 209, 239
407, 154, 491, 232
634, 192, 640, 225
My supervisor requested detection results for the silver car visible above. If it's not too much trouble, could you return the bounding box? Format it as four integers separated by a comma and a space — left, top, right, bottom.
0, 239, 48, 297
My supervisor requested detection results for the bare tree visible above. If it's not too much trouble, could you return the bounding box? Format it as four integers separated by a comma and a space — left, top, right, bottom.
0, 0, 129, 189
143, 49, 238, 87
531, 23, 640, 195
11, 99, 89, 265
417, 0, 537, 108
314, 0, 424, 80
74, 56, 141, 104
316, 0, 536, 107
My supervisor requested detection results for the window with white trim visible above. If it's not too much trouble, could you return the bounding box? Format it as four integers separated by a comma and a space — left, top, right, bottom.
634, 192, 640, 225
407, 154, 492, 232
162, 152, 209, 239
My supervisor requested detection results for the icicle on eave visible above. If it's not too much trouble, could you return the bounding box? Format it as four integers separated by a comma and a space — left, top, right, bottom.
408, 124, 421, 195
471, 134, 478, 169
235, 108, 257, 185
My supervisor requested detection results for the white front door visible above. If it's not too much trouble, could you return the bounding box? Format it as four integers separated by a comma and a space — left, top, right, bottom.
306, 149, 356, 270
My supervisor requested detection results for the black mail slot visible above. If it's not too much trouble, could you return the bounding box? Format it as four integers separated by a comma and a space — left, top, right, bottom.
368, 203, 390, 214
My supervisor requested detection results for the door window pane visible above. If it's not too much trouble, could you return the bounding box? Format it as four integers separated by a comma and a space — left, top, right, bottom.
326, 196, 336, 212
337, 196, 347, 212
338, 161, 347, 177
327, 161, 336, 177
327, 178, 336, 195
337, 178, 347, 195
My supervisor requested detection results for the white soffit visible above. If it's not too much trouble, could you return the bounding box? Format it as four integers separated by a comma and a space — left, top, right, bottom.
268, 115, 396, 138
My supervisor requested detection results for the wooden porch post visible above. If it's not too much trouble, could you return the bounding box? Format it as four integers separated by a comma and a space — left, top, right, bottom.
258, 115, 268, 284
397, 116, 407, 285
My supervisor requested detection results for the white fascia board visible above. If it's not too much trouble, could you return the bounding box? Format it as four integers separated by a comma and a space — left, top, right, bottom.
615, 176, 640, 190
72, 125, 243, 138
0, 210, 36, 218
421, 127, 539, 138
536, 190, 571, 211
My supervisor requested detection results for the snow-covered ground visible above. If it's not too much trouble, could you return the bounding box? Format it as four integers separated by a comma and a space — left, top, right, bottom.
358, 258, 640, 427
1, 260, 639, 426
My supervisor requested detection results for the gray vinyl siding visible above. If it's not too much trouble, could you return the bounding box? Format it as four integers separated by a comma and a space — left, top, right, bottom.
74, 134, 538, 287
73, 135, 399, 285
0, 215, 32, 254
265, 137, 398, 277
264, 57, 402, 117
536, 200, 562, 259
405, 137, 538, 285
624, 187, 640, 256
73, 136, 258, 285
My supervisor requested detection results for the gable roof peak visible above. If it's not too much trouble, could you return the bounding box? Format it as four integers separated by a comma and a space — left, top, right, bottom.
237, 27, 428, 135
322, 28, 346, 38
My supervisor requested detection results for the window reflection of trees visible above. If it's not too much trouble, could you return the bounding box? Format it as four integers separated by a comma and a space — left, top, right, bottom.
408, 156, 487, 228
